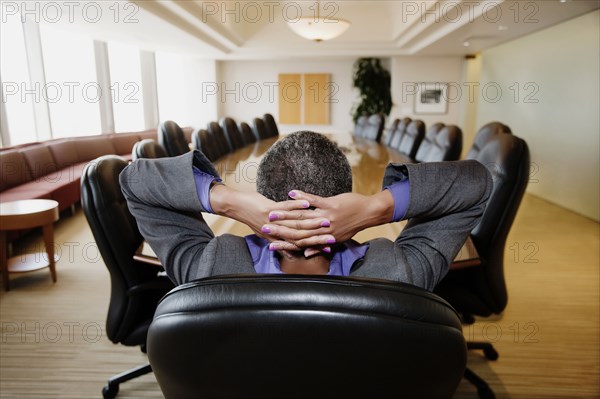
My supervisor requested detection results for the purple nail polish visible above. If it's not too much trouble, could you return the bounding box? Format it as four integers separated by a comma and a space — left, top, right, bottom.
326, 238, 336, 244
288, 190, 296, 198
261, 226, 271, 234
302, 201, 310, 208
322, 247, 331, 253
269, 213, 279, 221
269, 244, 277, 251
320, 220, 330, 227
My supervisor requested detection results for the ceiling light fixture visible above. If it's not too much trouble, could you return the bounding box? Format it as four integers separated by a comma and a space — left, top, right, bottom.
497, 25, 508, 31
463, 40, 471, 47
287, 1, 350, 42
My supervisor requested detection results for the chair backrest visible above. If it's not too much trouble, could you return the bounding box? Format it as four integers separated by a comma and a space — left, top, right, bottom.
420, 125, 463, 162
220, 117, 245, 151
132, 139, 168, 161
157, 121, 189, 157
362, 114, 385, 142
148, 275, 467, 399
415, 122, 445, 162
80, 155, 167, 344
466, 122, 511, 159
263, 113, 280, 138
207, 121, 230, 158
354, 115, 368, 137
398, 119, 425, 159
252, 117, 270, 140
239, 122, 257, 145
471, 134, 530, 313
388, 117, 411, 148
192, 129, 219, 162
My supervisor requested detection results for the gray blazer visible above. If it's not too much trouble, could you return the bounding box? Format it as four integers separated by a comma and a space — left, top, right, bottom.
120, 151, 492, 291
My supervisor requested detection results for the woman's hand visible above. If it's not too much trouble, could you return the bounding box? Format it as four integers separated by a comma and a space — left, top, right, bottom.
263, 189, 395, 249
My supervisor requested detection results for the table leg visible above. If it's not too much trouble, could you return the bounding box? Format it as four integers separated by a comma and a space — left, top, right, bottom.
42, 223, 57, 283
1, 231, 9, 291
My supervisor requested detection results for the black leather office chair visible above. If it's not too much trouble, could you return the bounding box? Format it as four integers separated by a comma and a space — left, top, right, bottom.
252, 117, 270, 140
419, 125, 463, 163
435, 134, 530, 398
157, 120, 189, 157
263, 113, 280, 138
207, 121, 231, 158
192, 128, 219, 162
353, 115, 368, 137
220, 117, 245, 151
466, 122, 512, 160
239, 122, 257, 145
388, 117, 411, 148
132, 139, 168, 161
398, 119, 425, 159
81, 155, 174, 399
147, 275, 467, 399
415, 122, 445, 162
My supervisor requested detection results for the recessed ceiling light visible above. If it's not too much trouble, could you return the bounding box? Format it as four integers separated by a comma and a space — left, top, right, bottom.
559, 0, 568, 3
498, 25, 508, 31
463, 41, 471, 47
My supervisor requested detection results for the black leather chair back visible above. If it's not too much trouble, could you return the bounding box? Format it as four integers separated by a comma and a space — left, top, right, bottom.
420, 125, 463, 162
388, 117, 411, 148
158, 120, 189, 157
192, 129, 219, 162
81, 156, 172, 345
207, 121, 231, 158
132, 139, 168, 161
354, 115, 368, 137
362, 114, 385, 142
220, 117, 245, 151
398, 120, 425, 159
415, 122, 445, 162
263, 113, 279, 138
466, 122, 511, 159
239, 122, 257, 145
252, 117, 270, 140
148, 275, 467, 399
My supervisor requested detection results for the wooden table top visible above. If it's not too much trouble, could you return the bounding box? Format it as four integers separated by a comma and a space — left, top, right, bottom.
0, 199, 59, 230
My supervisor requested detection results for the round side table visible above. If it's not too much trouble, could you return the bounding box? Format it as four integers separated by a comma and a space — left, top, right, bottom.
0, 199, 59, 291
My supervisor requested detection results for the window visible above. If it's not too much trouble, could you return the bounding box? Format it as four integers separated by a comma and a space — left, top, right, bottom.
40, 24, 101, 137
107, 42, 144, 132
1, 17, 36, 145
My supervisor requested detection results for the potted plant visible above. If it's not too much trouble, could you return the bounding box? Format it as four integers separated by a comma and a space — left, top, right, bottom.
351, 58, 393, 122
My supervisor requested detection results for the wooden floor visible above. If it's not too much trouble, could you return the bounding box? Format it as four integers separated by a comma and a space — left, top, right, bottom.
1, 156, 599, 398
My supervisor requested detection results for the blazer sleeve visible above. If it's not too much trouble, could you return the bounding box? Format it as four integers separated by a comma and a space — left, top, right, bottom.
119, 150, 221, 285
383, 160, 493, 291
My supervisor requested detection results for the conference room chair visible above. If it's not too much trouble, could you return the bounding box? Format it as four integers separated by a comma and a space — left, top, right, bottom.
361, 114, 385, 142
263, 113, 280, 138
418, 125, 463, 163
252, 117, 270, 140
219, 117, 245, 151
81, 155, 174, 399
147, 274, 467, 399
397, 119, 425, 159
207, 121, 231, 158
157, 120, 189, 157
414, 122, 445, 162
239, 121, 257, 145
353, 115, 369, 137
380, 118, 400, 145
435, 133, 530, 399
192, 129, 219, 162
388, 117, 412, 148
465, 122, 512, 159
132, 139, 168, 161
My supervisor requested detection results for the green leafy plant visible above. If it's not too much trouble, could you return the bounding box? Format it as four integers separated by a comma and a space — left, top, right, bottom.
351, 58, 393, 122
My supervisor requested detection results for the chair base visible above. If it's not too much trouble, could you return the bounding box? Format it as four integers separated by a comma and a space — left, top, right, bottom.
102, 363, 152, 399
463, 341, 499, 399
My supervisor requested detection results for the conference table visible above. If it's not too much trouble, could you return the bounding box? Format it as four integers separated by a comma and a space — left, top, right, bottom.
136, 134, 478, 266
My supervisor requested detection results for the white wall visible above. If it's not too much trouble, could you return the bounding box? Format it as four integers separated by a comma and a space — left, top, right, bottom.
216, 59, 358, 134
476, 10, 600, 221
390, 56, 466, 128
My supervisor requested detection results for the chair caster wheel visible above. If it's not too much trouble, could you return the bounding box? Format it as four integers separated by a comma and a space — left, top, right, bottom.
477, 385, 496, 399
483, 346, 499, 361
102, 383, 119, 399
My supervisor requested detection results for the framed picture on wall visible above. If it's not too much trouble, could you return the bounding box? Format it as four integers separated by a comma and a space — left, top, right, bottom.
414, 82, 448, 114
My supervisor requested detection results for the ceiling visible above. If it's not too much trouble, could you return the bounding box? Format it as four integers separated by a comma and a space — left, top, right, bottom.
41, 0, 599, 59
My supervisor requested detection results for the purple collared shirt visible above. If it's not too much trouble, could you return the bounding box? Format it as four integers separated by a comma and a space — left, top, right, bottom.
193, 166, 410, 276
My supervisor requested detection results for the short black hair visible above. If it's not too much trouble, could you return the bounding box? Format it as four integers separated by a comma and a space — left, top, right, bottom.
257, 131, 352, 202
